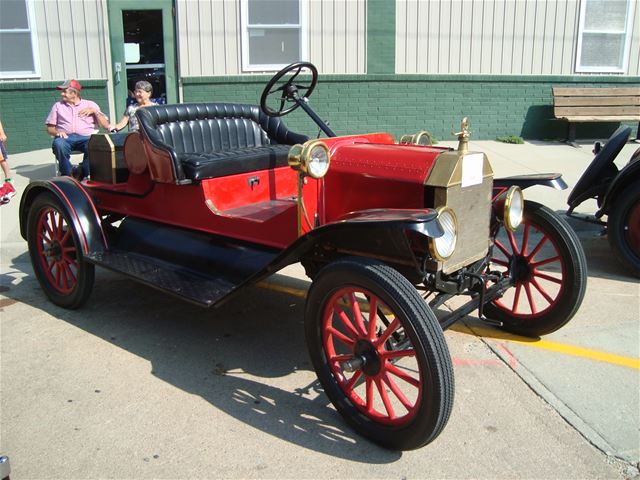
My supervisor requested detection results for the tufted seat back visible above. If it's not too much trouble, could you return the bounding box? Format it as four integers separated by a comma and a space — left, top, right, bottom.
136, 103, 308, 183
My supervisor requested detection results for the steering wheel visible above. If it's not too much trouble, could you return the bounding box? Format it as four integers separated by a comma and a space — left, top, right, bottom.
260, 62, 318, 117
568, 126, 631, 209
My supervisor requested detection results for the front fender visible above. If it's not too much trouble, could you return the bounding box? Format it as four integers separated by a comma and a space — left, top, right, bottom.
261, 208, 443, 281
493, 173, 567, 192
19, 177, 108, 255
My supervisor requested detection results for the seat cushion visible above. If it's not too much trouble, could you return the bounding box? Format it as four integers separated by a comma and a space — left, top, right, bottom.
179, 144, 292, 180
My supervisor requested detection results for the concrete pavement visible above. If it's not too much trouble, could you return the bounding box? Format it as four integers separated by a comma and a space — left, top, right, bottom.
1, 139, 639, 479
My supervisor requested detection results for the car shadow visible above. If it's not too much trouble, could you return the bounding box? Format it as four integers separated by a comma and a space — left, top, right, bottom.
1, 253, 401, 462
14, 163, 57, 182
560, 211, 635, 281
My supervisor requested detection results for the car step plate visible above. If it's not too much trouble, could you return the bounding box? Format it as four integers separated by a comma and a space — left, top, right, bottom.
87, 251, 237, 307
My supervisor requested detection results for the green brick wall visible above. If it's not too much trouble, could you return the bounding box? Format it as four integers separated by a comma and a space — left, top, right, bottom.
1, 75, 638, 154
0, 80, 108, 154
183, 74, 640, 144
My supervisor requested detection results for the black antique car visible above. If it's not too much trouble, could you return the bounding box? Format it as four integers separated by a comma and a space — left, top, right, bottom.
19, 63, 588, 450
567, 126, 640, 277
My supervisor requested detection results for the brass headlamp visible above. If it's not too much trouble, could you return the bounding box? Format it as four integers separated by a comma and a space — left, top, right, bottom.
399, 130, 434, 146
288, 140, 331, 179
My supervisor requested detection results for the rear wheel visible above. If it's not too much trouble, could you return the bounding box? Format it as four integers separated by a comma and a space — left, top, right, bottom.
607, 182, 640, 278
305, 258, 454, 450
485, 200, 587, 337
27, 192, 94, 308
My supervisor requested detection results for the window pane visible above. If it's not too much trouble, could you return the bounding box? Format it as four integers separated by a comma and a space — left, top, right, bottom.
580, 33, 625, 68
123, 10, 165, 64
0, 0, 29, 29
0, 32, 35, 72
248, 0, 299, 25
248, 28, 300, 65
584, 0, 628, 31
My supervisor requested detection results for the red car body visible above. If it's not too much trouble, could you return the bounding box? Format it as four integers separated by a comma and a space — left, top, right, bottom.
18, 63, 588, 451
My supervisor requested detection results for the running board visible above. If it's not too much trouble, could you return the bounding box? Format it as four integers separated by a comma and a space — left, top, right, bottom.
86, 251, 238, 307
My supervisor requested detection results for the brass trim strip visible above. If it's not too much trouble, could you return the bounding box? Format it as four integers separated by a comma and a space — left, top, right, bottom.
101, 134, 117, 184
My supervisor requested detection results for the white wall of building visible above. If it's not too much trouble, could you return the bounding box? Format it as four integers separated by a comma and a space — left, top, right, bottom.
175, 0, 367, 76
396, 0, 640, 76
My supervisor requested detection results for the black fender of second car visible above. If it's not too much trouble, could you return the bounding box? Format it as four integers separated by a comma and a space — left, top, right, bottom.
596, 154, 640, 218
19, 177, 108, 256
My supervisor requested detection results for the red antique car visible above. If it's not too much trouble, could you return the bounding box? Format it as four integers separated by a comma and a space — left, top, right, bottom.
19, 63, 587, 450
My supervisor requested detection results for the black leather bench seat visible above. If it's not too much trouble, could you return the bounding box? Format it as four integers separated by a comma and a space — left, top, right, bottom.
179, 144, 292, 180
136, 103, 308, 183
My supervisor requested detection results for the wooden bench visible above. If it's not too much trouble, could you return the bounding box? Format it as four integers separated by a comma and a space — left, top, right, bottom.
552, 86, 640, 147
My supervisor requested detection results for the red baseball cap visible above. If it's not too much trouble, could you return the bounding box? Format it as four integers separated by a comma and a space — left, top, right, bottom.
56, 79, 82, 91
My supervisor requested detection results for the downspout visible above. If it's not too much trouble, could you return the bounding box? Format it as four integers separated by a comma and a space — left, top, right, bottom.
100, 0, 116, 118
173, 0, 183, 103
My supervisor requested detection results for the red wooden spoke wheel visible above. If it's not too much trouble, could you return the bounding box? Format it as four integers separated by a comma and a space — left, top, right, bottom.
35, 207, 79, 294
305, 258, 454, 450
625, 202, 640, 258
322, 286, 422, 425
27, 193, 94, 308
607, 182, 640, 278
485, 200, 587, 337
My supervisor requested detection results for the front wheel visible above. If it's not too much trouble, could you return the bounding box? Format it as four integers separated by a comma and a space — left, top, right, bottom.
607, 182, 640, 278
27, 192, 95, 308
485, 200, 587, 337
305, 258, 454, 450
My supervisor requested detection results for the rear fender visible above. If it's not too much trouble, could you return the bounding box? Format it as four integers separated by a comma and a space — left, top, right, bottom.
597, 158, 640, 217
19, 178, 108, 255
493, 174, 567, 194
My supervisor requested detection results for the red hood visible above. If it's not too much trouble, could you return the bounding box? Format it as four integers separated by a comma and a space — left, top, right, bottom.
330, 141, 447, 183
319, 134, 451, 222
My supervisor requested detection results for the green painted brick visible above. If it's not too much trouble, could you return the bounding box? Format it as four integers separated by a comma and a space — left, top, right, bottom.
0, 81, 108, 154
2, 75, 639, 154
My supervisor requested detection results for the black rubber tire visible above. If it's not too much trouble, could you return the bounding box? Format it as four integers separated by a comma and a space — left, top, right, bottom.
485, 200, 587, 337
607, 181, 640, 278
27, 192, 95, 309
305, 257, 454, 450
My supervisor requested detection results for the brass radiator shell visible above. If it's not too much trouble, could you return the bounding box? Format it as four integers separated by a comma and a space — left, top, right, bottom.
426, 150, 493, 274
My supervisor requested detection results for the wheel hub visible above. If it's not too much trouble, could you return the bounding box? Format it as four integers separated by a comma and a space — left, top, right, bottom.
45, 240, 62, 261
510, 254, 532, 282
352, 339, 382, 376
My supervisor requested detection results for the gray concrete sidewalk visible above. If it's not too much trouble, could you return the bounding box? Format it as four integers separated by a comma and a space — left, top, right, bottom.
1, 140, 639, 479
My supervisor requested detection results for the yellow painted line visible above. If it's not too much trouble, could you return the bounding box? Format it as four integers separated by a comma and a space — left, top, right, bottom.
453, 324, 640, 370
256, 281, 640, 370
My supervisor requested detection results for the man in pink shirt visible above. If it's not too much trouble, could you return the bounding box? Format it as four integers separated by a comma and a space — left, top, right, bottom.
45, 79, 110, 179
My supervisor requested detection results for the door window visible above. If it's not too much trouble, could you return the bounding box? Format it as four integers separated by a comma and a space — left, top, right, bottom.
0, 0, 39, 78
241, 0, 306, 71
576, 0, 635, 73
122, 10, 166, 102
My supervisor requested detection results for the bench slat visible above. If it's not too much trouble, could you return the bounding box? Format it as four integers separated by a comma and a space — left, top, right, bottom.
554, 106, 640, 117
557, 115, 640, 122
554, 96, 640, 107
553, 87, 640, 97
